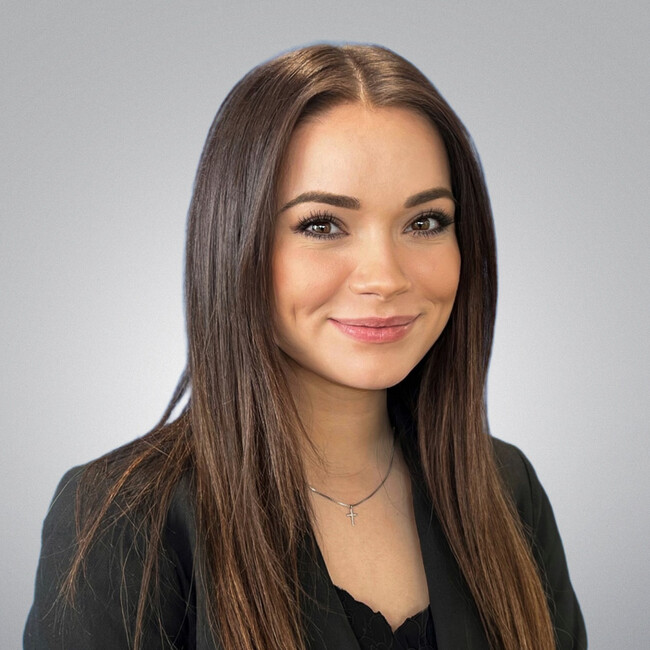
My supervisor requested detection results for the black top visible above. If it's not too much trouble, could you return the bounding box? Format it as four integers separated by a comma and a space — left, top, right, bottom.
24, 438, 587, 649
334, 585, 437, 650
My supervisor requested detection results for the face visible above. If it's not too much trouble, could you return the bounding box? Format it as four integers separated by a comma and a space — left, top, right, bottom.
272, 103, 461, 393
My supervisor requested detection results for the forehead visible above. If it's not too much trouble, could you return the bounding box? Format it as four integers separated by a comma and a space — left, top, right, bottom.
277, 103, 451, 207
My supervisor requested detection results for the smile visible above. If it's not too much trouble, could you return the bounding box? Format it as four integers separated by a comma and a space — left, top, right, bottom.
329, 316, 418, 343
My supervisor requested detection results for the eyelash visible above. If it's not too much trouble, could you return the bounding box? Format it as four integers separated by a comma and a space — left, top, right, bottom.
294, 209, 454, 240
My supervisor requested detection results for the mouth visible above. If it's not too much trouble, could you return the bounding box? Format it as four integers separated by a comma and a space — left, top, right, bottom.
329, 315, 418, 343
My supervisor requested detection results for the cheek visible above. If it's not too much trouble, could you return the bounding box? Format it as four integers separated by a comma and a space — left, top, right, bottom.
272, 245, 348, 319
409, 245, 461, 302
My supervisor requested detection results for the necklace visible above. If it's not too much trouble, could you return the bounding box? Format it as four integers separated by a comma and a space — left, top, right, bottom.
308, 435, 396, 526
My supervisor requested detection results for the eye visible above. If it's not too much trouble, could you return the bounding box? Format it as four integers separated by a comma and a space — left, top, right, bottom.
294, 211, 345, 239
306, 220, 341, 235
404, 210, 454, 237
409, 217, 435, 231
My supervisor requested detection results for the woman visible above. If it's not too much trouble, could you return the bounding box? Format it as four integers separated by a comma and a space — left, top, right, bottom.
25, 44, 586, 649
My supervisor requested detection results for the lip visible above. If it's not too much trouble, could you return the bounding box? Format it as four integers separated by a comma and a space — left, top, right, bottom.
330, 315, 418, 343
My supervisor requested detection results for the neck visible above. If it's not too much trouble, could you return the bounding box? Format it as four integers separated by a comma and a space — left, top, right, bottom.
286, 365, 394, 487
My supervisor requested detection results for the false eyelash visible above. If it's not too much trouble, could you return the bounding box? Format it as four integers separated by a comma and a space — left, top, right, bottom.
407, 209, 455, 236
292, 208, 455, 240
293, 210, 346, 239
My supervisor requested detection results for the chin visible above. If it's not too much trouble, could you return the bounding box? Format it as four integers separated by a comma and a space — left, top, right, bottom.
282, 349, 424, 394
333, 366, 414, 392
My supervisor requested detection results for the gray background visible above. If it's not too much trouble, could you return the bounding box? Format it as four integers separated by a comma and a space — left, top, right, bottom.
2, 1, 648, 648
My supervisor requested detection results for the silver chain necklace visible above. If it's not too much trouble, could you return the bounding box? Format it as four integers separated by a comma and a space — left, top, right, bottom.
307, 435, 396, 526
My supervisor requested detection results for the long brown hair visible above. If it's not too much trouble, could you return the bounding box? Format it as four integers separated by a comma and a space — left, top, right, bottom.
65, 44, 555, 649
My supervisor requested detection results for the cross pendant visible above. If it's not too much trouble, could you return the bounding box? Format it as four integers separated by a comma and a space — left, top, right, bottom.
346, 506, 357, 526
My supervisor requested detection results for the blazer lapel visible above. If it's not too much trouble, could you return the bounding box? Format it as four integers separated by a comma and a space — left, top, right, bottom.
411, 474, 490, 649
299, 536, 361, 650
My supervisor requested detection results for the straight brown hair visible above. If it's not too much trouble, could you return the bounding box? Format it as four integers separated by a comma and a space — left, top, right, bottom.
64, 44, 555, 649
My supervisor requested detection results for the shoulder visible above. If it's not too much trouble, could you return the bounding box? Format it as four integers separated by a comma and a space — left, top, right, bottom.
490, 437, 545, 531
490, 437, 588, 650
25, 462, 197, 649
40, 464, 85, 537
489, 436, 568, 569
37, 461, 196, 561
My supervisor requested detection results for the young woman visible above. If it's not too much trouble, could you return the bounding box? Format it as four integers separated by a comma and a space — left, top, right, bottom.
25, 44, 586, 649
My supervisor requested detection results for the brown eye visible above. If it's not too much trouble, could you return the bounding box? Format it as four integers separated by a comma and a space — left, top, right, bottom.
405, 211, 453, 237
411, 218, 431, 231
295, 214, 344, 239
310, 221, 332, 234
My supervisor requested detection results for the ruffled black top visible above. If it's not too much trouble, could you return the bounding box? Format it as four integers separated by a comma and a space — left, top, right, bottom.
334, 585, 437, 650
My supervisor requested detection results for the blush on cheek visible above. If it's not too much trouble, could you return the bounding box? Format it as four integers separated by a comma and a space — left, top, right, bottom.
294, 255, 345, 296
438, 267, 461, 300
272, 247, 346, 324
434, 247, 461, 296
411, 260, 460, 302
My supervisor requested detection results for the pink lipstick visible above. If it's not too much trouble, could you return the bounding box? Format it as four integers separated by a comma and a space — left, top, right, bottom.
330, 316, 417, 343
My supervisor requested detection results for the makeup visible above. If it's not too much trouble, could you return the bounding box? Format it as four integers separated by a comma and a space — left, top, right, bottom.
329, 316, 418, 343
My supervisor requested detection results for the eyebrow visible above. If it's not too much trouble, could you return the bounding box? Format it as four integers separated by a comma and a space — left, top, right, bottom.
403, 187, 456, 208
279, 191, 360, 212
278, 187, 455, 213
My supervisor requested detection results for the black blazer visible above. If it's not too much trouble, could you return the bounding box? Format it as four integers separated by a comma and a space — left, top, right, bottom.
24, 439, 586, 649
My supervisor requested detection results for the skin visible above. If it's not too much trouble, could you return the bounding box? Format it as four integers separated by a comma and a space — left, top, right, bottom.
271, 103, 461, 628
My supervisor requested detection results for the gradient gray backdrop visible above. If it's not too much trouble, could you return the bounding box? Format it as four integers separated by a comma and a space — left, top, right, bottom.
2, 2, 648, 648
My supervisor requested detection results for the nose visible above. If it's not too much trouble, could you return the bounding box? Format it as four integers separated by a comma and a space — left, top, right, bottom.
348, 238, 411, 300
